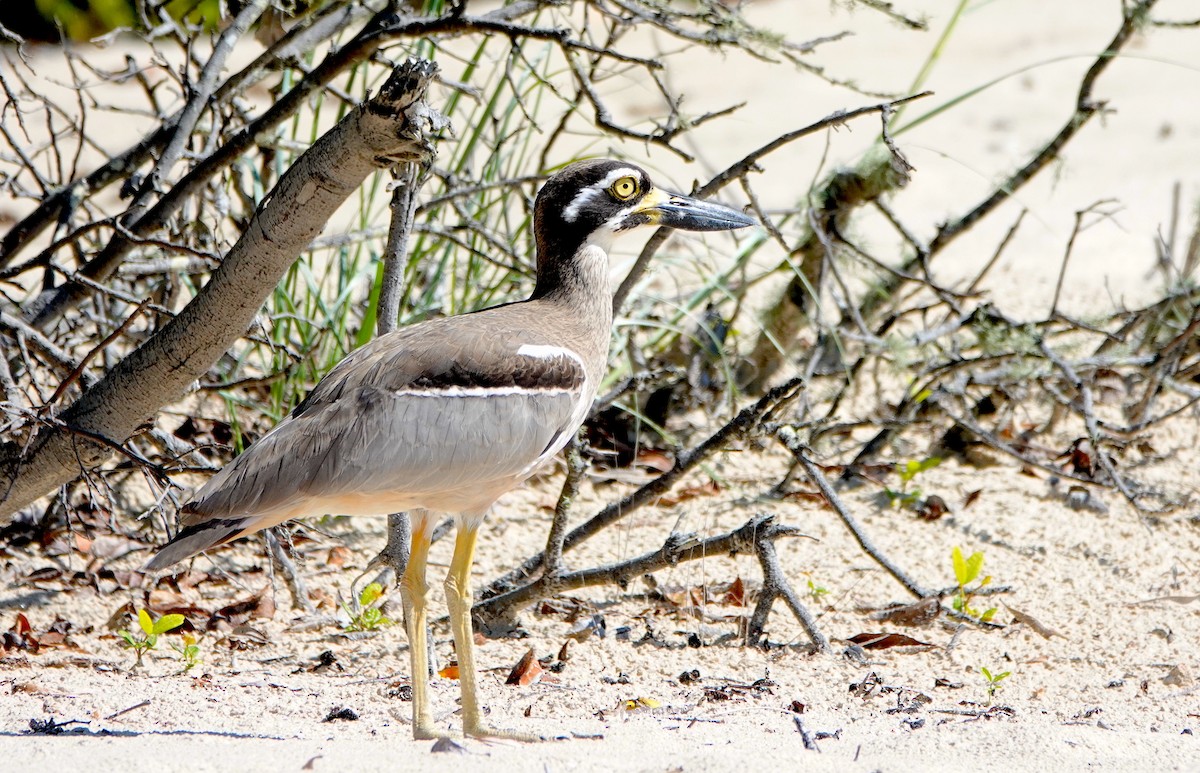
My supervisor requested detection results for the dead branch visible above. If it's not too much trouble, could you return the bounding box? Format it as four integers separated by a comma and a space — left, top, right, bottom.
476, 512, 825, 653
0, 59, 444, 524
927, 0, 1159, 254
774, 426, 932, 599
479, 375, 806, 602
611, 92, 932, 315
746, 525, 831, 652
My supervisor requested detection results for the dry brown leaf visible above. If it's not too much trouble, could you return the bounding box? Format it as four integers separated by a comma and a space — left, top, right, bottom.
916, 495, 948, 521
636, 450, 675, 473
722, 577, 747, 606
505, 647, 543, 686
656, 479, 720, 508
847, 632, 934, 650
326, 545, 351, 567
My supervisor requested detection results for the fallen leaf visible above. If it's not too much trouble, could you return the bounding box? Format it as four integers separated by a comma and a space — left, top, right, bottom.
722, 577, 747, 606
438, 663, 460, 680
326, 545, 351, 567
431, 737, 468, 754
1162, 664, 1194, 687
636, 450, 674, 473
846, 632, 934, 650
505, 648, 543, 686
87, 535, 143, 561
173, 570, 211, 592
655, 479, 720, 507
916, 495, 948, 521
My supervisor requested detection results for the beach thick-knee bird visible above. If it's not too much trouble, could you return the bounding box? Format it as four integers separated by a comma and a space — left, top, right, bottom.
146, 159, 755, 740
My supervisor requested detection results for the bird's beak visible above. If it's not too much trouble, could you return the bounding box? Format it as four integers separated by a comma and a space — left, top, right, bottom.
633, 187, 757, 232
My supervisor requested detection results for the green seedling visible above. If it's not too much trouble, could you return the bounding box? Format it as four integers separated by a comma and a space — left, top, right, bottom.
884, 457, 942, 508
118, 609, 185, 666
981, 665, 1011, 702
951, 546, 998, 623
342, 582, 393, 632
806, 578, 830, 601
172, 631, 202, 672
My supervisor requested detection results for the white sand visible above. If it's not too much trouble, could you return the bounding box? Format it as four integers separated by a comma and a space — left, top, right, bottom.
3, 1, 1200, 770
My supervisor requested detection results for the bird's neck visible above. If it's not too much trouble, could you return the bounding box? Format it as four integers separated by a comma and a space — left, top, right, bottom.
529, 242, 614, 364
531, 243, 613, 319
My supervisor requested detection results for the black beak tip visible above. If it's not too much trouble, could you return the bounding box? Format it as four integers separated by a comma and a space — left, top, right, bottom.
659, 195, 757, 232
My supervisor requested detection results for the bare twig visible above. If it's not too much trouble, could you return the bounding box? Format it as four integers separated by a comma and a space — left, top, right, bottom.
612, 92, 933, 313
928, 0, 1158, 254
747, 526, 831, 652
543, 432, 586, 577
775, 426, 931, 599
481, 376, 806, 601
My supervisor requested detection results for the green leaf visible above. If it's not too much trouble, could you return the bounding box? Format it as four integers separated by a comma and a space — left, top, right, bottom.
952, 547, 967, 585
152, 614, 186, 635
359, 582, 383, 607
964, 551, 984, 585
981, 666, 993, 681
118, 631, 137, 646
980, 607, 998, 623
137, 609, 154, 635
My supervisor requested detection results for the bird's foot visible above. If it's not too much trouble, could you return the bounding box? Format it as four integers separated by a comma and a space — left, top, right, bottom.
412, 720, 451, 741
464, 722, 546, 743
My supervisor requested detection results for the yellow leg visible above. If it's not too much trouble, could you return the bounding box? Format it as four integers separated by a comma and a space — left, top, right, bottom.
444, 520, 541, 742
399, 513, 440, 740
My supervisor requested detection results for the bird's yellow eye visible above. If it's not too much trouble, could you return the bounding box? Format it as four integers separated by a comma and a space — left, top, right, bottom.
610, 176, 638, 200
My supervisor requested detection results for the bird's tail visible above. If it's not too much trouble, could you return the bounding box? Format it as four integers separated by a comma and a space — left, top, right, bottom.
143, 518, 254, 572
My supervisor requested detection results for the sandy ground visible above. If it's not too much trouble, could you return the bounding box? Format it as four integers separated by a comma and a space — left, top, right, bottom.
3, 0, 1200, 771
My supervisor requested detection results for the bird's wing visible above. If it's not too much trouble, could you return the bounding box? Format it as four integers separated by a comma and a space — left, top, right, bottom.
181, 314, 588, 526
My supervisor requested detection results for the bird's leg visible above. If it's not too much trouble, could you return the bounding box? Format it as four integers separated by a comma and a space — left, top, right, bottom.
399, 511, 440, 740
445, 517, 541, 742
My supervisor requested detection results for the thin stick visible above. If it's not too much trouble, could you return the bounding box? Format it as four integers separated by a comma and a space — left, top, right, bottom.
265, 528, 316, 614
374, 162, 424, 585
45, 299, 149, 408
542, 432, 586, 577
480, 376, 806, 599
747, 529, 831, 652
611, 92, 933, 313
776, 426, 930, 598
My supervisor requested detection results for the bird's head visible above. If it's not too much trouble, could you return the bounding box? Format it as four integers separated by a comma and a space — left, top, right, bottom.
532, 159, 755, 296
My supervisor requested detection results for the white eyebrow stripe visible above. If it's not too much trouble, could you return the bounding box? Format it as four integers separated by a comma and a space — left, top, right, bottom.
561, 167, 642, 222
517, 344, 585, 368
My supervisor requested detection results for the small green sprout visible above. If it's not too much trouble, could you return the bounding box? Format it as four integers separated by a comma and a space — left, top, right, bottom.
884, 457, 942, 508
342, 582, 393, 632
118, 609, 186, 666
806, 578, 830, 601
951, 547, 998, 623
981, 666, 1011, 701
172, 631, 202, 672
